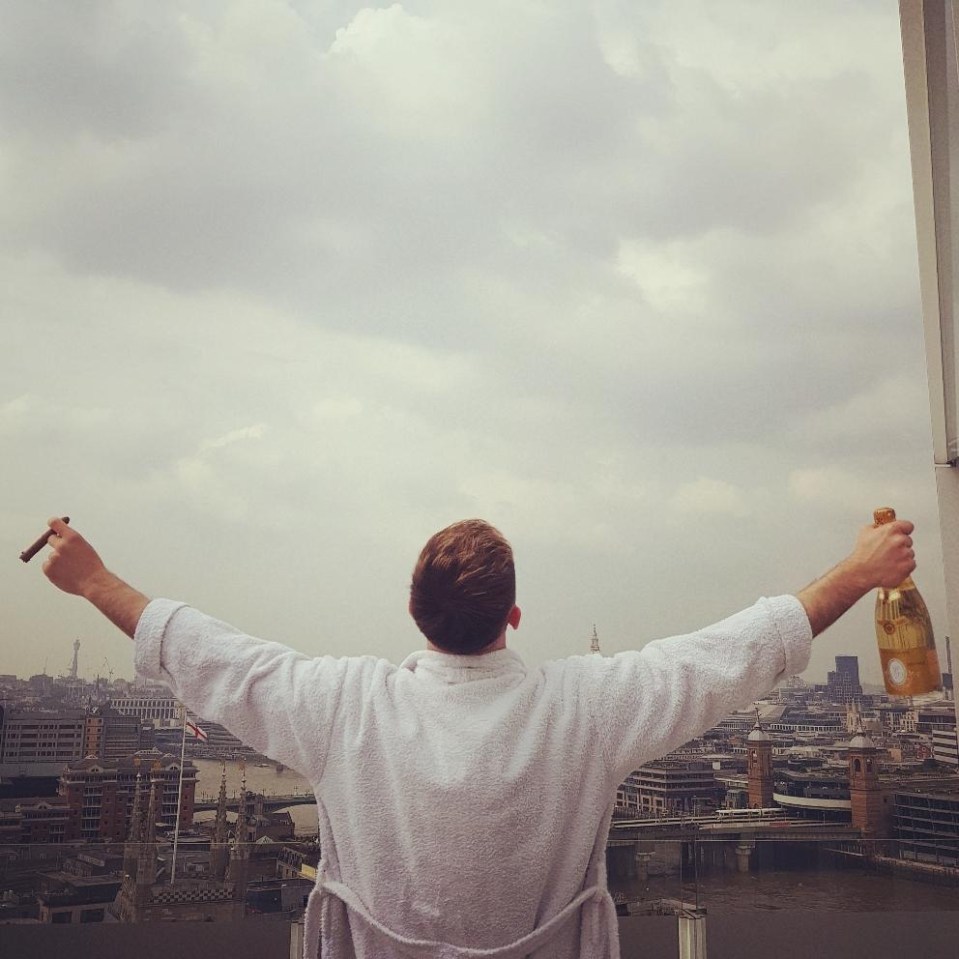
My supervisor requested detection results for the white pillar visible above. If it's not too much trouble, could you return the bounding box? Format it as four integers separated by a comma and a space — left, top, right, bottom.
289, 917, 305, 959
678, 912, 708, 959
935, 467, 959, 735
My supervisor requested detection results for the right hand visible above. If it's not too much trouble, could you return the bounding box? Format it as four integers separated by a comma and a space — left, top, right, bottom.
42, 517, 110, 598
848, 520, 916, 589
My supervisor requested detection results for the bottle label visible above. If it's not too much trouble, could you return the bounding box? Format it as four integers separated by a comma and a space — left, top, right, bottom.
879, 647, 942, 696
887, 658, 908, 686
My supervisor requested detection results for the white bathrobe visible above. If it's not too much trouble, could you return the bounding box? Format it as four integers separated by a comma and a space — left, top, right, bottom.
134, 594, 811, 958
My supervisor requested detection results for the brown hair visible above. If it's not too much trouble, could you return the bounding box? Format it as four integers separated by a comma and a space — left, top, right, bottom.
409, 519, 516, 654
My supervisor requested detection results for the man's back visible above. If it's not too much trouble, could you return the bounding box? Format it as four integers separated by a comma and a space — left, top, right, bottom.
315, 647, 618, 956
133, 594, 811, 957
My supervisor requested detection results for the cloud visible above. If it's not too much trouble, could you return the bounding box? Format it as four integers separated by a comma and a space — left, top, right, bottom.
199, 424, 268, 453
669, 478, 750, 517
0, 0, 943, 686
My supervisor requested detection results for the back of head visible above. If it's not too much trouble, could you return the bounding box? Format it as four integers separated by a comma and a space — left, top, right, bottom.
409, 519, 515, 655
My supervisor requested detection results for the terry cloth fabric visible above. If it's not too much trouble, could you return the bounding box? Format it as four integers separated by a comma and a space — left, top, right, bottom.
135, 595, 811, 959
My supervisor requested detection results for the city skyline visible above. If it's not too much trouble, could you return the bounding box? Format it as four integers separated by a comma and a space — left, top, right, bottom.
2, 1, 946, 686
0, 642, 923, 692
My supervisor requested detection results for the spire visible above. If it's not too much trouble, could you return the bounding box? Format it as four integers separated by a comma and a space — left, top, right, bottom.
213, 762, 229, 844
143, 771, 159, 846
748, 711, 772, 742
590, 625, 600, 654
210, 762, 231, 881
240, 758, 247, 834
123, 769, 145, 886
127, 772, 144, 844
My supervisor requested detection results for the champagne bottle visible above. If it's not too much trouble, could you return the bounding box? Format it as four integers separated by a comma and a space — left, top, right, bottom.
873, 507, 943, 704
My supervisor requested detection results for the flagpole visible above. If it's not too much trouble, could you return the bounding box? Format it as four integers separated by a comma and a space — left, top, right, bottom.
171, 702, 188, 885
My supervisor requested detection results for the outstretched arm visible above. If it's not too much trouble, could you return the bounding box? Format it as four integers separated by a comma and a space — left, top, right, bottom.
596, 516, 918, 778
38, 516, 359, 781
797, 519, 915, 637
41, 516, 149, 637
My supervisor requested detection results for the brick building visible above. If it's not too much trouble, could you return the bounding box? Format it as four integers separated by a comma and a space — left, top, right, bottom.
59, 750, 197, 843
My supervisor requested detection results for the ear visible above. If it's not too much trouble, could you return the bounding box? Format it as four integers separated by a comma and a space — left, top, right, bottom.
507, 605, 521, 630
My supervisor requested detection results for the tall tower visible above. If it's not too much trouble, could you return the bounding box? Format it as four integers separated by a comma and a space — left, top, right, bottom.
122, 771, 144, 886
70, 639, 80, 680
848, 728, 887, 842
135, 770, 160, 907
229, 760, 251, 909
590, 626, 600, 655
210, 763, 230, 881
747, 720, 775, 808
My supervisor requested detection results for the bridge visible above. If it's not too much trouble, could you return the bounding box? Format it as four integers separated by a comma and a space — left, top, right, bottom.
606, 810, 861, 880
193, 792, 317, 813
608, 810, 859, 845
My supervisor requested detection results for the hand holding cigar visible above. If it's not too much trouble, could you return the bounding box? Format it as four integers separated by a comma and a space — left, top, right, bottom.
31, 516, 150, 636
20, 516, 70, 562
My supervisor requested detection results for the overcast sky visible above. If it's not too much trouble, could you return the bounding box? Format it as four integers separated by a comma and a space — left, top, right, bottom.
1, 0, 946, 690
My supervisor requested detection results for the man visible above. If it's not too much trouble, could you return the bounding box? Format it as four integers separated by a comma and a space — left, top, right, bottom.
40, 514, 915, 958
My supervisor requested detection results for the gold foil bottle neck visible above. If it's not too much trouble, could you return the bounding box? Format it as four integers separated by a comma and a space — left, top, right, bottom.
873, 507, 896, 526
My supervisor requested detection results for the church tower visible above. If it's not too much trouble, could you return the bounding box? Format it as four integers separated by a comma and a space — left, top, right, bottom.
135, 771, 160, 908
228, 761, 250, 907
747, 720, 775, 808
122, 771, 144, 888
210, 763, 230, 881
848, 728, 887, 841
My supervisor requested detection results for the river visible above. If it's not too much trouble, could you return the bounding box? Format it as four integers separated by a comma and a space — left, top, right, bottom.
190, 761, 959, 911
191, 757, 318, 836
613, 850, 959, 913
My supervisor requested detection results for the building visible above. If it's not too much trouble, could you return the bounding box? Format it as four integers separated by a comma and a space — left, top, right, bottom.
847, 730, 889, 841
83, 706, 153, 760
0, 707, 86, 768
746, 721, 775, 808
188, 720, 250, 756
826, 655, 863, 703
893, 781, 959, 866
113, 771, 249, 922
0, 796, 81, 844
236, 791, 295, 844
618, 761, 725, 815
36, 878, 121, 924
768, 707, 844, 736
59, 750, 197, 843
915, 704, 957, 734
276, 844, 320, 882
932, 727, 959, 766
110, 693, 180, 727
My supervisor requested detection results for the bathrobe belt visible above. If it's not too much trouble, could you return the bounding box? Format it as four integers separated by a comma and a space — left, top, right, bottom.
318, 866, 603, 958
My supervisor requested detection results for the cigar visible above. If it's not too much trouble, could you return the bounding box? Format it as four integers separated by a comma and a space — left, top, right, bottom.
20, 517, 70, 563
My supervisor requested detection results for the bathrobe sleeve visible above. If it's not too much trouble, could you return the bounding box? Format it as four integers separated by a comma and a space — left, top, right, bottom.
587, 595, 812, 781
134, 598, 364, 781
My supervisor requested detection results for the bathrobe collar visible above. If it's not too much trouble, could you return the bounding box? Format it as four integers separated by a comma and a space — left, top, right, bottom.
399, 647, 526, 683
